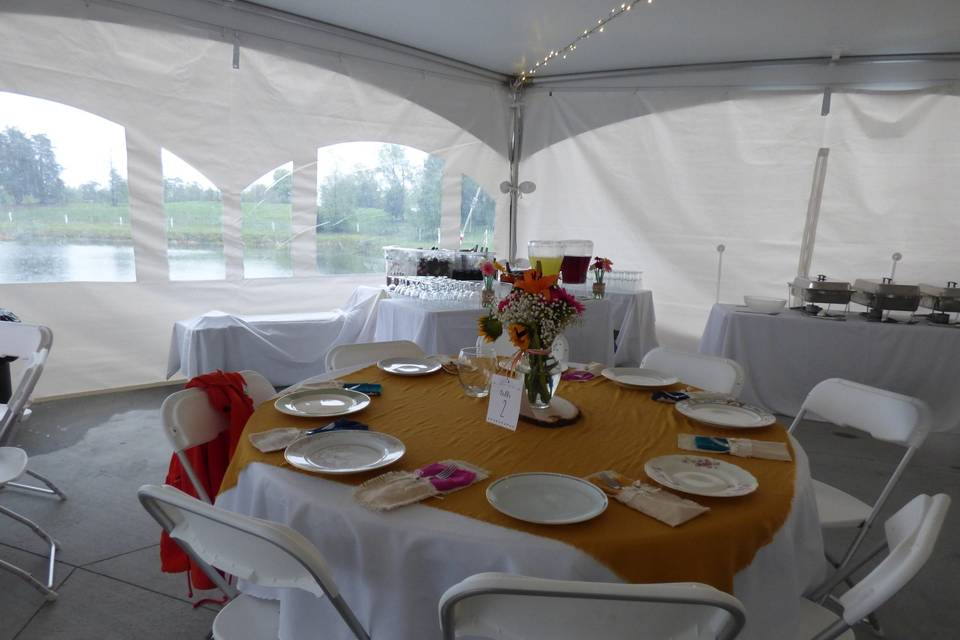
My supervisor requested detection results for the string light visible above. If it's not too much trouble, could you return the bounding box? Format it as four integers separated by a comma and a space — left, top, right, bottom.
518, 1, 650, 81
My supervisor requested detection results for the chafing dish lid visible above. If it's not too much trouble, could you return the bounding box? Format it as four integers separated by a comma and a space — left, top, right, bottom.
919, 281, 960, 298
792, 274, 853, 291
853, 278, 920, 296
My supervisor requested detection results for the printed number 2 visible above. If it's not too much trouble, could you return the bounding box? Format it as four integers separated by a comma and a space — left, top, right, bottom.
499, 400, 507, 418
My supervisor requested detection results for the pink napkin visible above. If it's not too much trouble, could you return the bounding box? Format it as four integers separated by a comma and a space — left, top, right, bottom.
418, 462, 477, 491
561, 370, 596, 382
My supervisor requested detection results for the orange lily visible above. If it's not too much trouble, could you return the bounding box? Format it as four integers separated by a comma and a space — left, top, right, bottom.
512, 269, 558, 299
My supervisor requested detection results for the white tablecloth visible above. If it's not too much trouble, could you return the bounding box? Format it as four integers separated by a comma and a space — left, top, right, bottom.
217, 441, 824, 640
699, 304, 960, 431
374, 288, 658, 366
166, 287, 385, 385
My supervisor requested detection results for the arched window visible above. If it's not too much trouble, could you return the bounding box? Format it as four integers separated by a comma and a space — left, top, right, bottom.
315, 142, 443, 274
0, 91, 133, 283
162, 149, 223, 281
460, 175, 495, 251
242, 162, 293, 278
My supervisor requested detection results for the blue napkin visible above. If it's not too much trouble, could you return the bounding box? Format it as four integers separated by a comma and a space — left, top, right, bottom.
692, 436, 731, 453
304, 419, 369, 436
344, 383, 382, 396
652, 390, 691, 404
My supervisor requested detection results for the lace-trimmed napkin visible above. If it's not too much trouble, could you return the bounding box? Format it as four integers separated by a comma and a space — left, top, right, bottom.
588, 470, 710, 527
248, 419, 368, 453
678, 434, 791, 461
354, 460, 489, 512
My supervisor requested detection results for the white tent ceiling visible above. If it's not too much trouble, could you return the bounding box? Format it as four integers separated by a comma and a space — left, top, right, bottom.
245, 0, 960, 76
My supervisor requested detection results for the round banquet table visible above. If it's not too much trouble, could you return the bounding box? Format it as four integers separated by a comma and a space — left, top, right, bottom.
217, 366, 825, 640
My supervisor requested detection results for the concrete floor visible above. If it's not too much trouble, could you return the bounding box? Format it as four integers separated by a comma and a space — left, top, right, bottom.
1, 385, 957, 639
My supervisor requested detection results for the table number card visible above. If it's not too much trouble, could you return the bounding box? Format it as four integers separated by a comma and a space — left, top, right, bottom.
486, 374, 523, 431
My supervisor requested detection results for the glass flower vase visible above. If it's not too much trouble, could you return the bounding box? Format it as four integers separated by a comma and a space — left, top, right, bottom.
481, 276, 496, 309
517, 352, 562, 409
592, 281, 606, 299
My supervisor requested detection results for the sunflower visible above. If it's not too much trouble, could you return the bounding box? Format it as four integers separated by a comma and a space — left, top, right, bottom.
507, 323, 531, 351
477, 314, 502, 342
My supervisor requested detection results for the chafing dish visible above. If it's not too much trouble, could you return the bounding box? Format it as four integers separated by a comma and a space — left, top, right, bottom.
919, 282, 960, 313
852, 278, 921, 319
790, 274, 854, 305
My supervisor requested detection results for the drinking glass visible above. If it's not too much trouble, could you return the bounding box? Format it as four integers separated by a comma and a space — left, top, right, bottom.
457, 346, 497, 398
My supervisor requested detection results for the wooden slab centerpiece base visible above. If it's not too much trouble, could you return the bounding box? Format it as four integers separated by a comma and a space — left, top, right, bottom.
519, 395, 581, 428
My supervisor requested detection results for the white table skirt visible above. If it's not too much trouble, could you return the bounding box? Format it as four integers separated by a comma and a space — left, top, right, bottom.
699, 304, 960, 431
166, 287, 385, 385
374, 288, 658, 366
216, 441, 824, 640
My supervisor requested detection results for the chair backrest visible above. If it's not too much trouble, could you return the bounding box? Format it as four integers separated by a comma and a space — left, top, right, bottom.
138, 484, 369, 640
641, 347, 745, 396
0, 323, 53, 445
160, 370, 271, 502
325, 340, 425, 371
792, 378, 930, 448
837, 493, 950, 626
439, 573, 746, 640
238, 369, 275, 406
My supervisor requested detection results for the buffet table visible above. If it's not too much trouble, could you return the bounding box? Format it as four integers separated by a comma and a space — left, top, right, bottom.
699, 304, 960, 431
374, 287, 658, 366
217, 365, 824, 640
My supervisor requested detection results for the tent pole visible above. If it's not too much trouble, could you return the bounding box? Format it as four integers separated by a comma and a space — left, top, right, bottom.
796, 147, 830, 280
507, 82, 525, 263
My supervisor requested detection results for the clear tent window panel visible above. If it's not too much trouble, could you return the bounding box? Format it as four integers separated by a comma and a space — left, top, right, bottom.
162, 149, 224, 281
0, 91, 134, 283
316, 142, 443, 274
459, 174, 495, 251
242, 162, 294, 278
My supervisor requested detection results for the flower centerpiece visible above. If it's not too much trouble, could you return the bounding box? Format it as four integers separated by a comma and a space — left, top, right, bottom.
590, 256, 613, 299
478, 267, 584, 408
480, 260, 497, 308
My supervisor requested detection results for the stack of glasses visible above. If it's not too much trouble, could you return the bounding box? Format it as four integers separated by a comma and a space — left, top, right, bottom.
388, 276, 485, 305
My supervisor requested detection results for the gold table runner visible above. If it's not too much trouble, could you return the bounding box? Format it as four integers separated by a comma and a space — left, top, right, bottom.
220, 366, 795, 592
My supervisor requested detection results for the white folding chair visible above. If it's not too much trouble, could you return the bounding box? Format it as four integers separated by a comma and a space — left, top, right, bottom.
138, 484, 370, 640
0, 322, 64, 601
788, 379, 930, 572
439, 573, 746, 640
160, 370, 273, 504
641, 347, 745, 396
324, 339, 425, 371
798, 493, 950, 640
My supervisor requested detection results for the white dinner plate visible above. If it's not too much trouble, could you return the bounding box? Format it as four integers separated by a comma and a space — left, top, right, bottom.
377, 357, 442, 376
284, 431, 405, 474
675, 396, 776, 429
644, 455, 758, 497
601, 367, 680, 389
275, 388, 371, 418
486, 472, 608, 525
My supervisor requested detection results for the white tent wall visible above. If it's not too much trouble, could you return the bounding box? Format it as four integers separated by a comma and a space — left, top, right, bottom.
0, 7, 511, 397
814, 88, 960, 285
519, 88, 827, 348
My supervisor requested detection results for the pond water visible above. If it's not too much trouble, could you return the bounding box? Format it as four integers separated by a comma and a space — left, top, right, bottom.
0, 241, 295, 283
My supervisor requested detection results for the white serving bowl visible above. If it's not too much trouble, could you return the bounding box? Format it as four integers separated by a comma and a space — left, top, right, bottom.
744, 295, 786, 314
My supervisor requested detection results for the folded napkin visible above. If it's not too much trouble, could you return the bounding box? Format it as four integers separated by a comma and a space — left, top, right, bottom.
354, 460, 489, 511
588, 470, 709, 527
248, 419, 368, 453
561, 362, 605, 382
678, 434, 791, 461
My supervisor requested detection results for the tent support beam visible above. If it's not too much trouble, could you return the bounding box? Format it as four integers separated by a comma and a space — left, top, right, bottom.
527, 51, 960, 85
507, 83, 525, 263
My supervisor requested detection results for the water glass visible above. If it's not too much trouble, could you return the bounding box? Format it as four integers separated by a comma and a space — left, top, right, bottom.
457, 346, 497, 398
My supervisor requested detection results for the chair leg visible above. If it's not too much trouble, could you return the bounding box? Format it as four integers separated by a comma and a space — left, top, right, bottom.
0, 503, 60, 586
23, 469, 68, 500
0, 558, 57, 601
